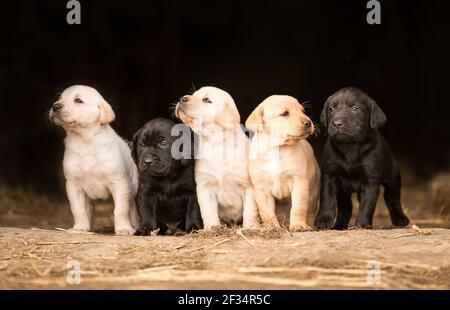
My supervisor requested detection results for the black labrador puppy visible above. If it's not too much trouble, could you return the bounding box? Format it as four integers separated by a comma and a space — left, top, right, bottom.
315, 87, 410, 230
132, 118, 203, 235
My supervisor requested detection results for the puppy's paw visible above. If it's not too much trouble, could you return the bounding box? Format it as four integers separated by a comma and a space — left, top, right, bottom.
203, 222, 223, 230
115, 227, 135, 236
134, 227, 151, 236
242, 221, 261, 229
355, 220, 373, 229
70, 225, 91, 232
314, 213, 335, 230
332, 223, 348, 230
290, 223, 313, 232
243, 214, 261, 228
392, 214, 410, 227
185, 223, 203, 233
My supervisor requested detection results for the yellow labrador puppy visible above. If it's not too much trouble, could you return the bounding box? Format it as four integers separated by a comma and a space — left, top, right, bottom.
175, 86, 259, 229
49, 85, 139, 235
246, 95, 320, 231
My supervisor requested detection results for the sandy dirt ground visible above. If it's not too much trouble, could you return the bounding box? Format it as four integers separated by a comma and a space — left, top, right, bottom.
0, 177, 449, 290
0, 226, 450, 290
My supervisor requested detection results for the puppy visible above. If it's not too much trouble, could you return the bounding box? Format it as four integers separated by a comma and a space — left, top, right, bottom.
315, 87, 410, 229
175, 86, 260, 229
246, 95, 320, 231
132, 118, 203, 235
49, 85, 139, 235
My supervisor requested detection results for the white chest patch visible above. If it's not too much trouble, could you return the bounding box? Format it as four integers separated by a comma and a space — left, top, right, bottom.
65, 152, 111, 200
80, 154, 97, 174
262, 148, 294, 200
196, 158, 247, 224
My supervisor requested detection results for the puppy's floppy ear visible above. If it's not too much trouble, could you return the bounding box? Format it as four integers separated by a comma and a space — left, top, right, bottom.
368, 97, 387, 128
99, 100, 116, 125
320, 99, 329, 126
215, 102, 240, 127
245, 104, 264, 133
131, 129, 142, 164
180, 128, 197, 166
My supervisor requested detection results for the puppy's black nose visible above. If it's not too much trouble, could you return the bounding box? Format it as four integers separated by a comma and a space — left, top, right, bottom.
52, 103, 62, 112
333, 120, 344, 128
180, 96, 189, 103
144, 158, 154, 165
304, 120, 312, 128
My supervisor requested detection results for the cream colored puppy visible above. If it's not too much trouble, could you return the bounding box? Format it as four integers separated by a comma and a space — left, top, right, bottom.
49, 85, 139, 235
175, 86, 259, 229
246, 95, 320, 231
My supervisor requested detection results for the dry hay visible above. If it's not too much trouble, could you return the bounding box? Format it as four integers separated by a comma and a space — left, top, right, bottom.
189, 225, 286, 241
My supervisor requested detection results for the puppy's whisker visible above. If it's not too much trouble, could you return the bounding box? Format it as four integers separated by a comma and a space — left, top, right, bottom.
313, 128, 321, 137
301, 100, 312, 109
169, 102, 180, 120
311, 121, 321, 137
168, 102, 177, 111
44, 111, 53, 124
190, 83, 197, 94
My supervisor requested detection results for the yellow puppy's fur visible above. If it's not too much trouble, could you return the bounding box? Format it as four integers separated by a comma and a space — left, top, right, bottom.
246, 95, 320, 231
175, 86, 260, 229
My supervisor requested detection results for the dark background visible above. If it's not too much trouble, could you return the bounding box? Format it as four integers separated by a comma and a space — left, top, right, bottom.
0, 0, 449, 196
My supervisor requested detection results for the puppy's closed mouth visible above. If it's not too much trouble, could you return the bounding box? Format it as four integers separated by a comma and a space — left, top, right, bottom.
148, 168, 170, 177
175, 105, 195, 123
331, 131, 353, 138
287, 133, 310, 141
52, 116, 77, 127
175, 105, 188, 116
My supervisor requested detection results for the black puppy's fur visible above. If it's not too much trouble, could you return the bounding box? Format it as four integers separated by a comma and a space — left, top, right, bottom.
132, 118, 203, 235
315, 87, 409, 230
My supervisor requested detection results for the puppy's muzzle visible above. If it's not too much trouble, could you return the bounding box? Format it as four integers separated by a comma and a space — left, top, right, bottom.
328, 118, 355, 138
300, 119, 314, 136
175, 96, 192, 120
52, 103, 62, 112
143, 156, 157, 166
332, 119, 345, 128
179, 96, 189, 104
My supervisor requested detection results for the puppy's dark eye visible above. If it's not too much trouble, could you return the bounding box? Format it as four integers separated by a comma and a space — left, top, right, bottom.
74, 98, 84, 104
329, 106, 335, 112
351, 106, 359, 111
139, 141, 145, 147
280, 111, 289, 117
202, 97, 212, 104
159, 140, 169, 148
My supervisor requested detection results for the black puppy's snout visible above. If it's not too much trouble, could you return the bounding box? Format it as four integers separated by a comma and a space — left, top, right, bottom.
333, 120, 344, 128
304, 120, 312, 128
52, 103, 62, 112
144, 157, 154, 165
179, 96, 189, 103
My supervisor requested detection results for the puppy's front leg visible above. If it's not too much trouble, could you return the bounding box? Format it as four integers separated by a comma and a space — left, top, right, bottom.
134, 198, 157, 236
290, 178, 312, 232
243, 187, 260, 227
356, 183, 380, 229
196, 185, 221, 229
185, 194, 203, 232
129, 199, 140, 230
254, 187, 279, 227
66, 180, 92, 231
110, 181, 135, 236
315, 173, 337, 229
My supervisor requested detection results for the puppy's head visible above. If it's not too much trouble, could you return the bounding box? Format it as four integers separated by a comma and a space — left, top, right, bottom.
245, 95, 314, 145
321, 87, 386, 142
132, 118, 192, 177
49, 85, 115, 130
175, 86, 240, 133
